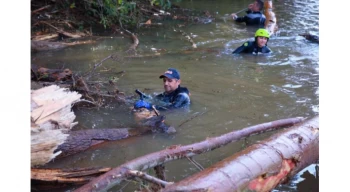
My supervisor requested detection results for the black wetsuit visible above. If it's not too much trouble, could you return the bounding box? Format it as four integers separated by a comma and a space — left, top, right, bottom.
235, 10, 266, 27
155, 85, 190, 110
232, 41, 271, 54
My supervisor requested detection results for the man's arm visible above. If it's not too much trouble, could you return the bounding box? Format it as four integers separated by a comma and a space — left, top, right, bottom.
232, 15, 248, 23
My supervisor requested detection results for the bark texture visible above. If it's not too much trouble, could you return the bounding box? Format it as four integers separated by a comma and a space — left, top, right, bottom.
161, 116, 319, 192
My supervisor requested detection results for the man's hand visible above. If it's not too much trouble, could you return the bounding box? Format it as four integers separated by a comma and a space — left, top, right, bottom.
134, 100, 153, 110
231, 13, 238, 20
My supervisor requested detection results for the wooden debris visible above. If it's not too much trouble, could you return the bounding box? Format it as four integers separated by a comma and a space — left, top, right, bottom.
74, 117, 303, 192
162, 116, 319, 192
31, 85, 81, 167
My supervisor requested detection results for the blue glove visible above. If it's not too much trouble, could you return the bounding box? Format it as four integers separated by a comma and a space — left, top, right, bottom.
134, 100, 153, 110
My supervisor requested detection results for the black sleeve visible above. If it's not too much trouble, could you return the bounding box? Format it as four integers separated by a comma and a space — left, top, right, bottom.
232, 43, 248, 54
155, 93, 190, 110
235, 15, 248, 23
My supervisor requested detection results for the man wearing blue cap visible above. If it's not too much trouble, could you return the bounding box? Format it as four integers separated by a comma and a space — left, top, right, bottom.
134, 68, 191, 110
155, 68, 191, 109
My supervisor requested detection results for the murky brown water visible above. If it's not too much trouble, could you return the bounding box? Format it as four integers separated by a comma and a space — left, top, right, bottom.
32, 0, 319, 191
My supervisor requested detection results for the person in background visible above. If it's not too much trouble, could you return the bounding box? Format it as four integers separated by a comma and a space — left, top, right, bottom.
231, 0, 265, 28
232, 28, 271, 54
134, 68, 190, 111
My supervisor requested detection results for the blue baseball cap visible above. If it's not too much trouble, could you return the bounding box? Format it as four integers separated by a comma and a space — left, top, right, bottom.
159, 68, 180, 80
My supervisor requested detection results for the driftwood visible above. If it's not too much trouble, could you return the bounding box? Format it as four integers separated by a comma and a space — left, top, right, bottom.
174, 28, 197, 48
162, 116, 319, 192
31, 39, 96, 52
263, 0, 278, 36
75, 117, 303, 192
32, 167, 112, 184
31, 65, 72, 82
31, 5, 52, 15
31, 33, 59, 41
31, 85, 81, 167
31, 167, 112, 191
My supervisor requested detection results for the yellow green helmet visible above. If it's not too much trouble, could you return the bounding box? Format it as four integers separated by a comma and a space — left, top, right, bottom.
255, 28, 270, 38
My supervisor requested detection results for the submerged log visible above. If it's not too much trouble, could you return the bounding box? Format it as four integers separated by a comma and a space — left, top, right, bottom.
299, 33, 319, 44
75, 117, 303, 192
55, 114, 172, 159
263, 0, 278, 36
162, 116, 319, 192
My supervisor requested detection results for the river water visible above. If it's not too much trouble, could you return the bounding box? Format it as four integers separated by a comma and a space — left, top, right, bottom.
32, 0, 319, 191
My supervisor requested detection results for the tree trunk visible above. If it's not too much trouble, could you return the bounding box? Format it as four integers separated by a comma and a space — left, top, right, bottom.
264, 0, 278, 36
31, 167, 111, 191
161, 116, 319, 192
75, 117, 304, 192
55, 114, 170, 159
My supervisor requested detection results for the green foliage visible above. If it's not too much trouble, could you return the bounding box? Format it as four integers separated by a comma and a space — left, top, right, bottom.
151, 0, 172, 9
49, 0, 182, 29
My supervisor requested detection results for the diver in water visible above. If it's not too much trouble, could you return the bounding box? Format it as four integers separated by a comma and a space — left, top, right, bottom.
231, 0, 266, 28
232, 28, 272, 54
134, 68, 191, 111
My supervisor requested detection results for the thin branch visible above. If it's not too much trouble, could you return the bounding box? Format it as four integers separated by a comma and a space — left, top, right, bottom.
126, 169, 173, 187
32, 5, 52, 14
178, 111, 208, 128
186, 157, 204, 171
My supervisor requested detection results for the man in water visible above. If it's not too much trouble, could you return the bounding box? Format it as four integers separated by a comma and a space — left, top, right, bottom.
134, 68, 191, 110
232, 28, 271, 54
231, 0, 265, 28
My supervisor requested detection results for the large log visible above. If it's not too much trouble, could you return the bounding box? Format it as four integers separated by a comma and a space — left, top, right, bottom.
75, 117, 303, 192
31, 167, 112, 191
55, 114, 172, 159
162, 116, 319, 192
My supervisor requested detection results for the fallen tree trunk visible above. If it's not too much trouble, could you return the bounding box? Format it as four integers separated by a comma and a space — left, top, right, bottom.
55, 114, 172, 159
162, 116, 319, 192
31, 85, 81, 167
32, 167, 112, 184
31, 167, 112, 191
75, 117, 303, 192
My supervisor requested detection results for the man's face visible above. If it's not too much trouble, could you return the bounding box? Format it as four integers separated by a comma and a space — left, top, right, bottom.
257, 36, 268, 48
251, 1, 260, 12
162, 77, 181, 94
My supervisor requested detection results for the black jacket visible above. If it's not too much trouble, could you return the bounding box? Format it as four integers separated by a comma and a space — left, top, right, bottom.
155, 86, 190, 110
235, 10, 266, 27
232, 41, 271, 54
